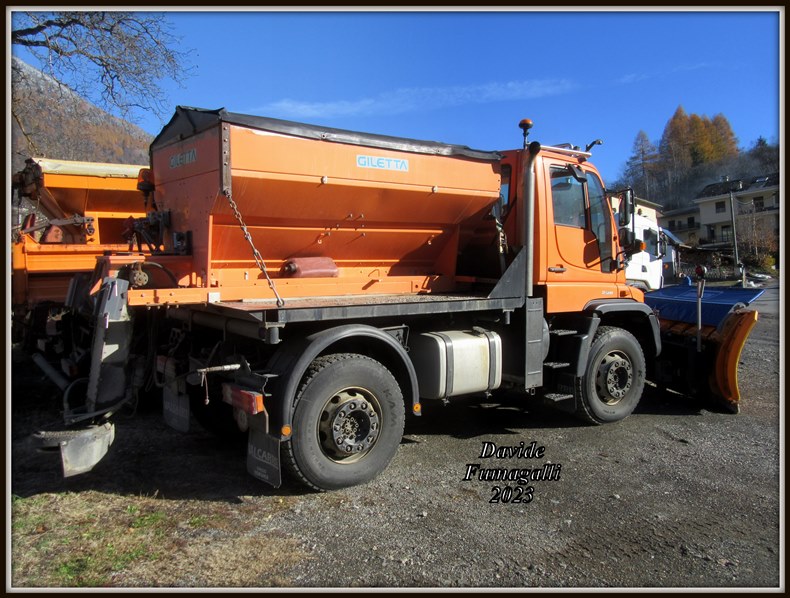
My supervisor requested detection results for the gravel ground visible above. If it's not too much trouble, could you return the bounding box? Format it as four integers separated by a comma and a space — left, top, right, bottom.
8, 282, 783, 589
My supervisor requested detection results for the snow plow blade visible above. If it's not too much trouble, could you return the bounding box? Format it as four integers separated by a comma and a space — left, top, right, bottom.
645, 285, 764, 413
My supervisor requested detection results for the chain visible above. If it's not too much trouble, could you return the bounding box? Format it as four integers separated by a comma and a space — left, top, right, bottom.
225, 191, 285, 307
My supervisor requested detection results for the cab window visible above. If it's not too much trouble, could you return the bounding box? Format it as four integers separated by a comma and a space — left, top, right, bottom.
500, 164, 511, 208
643, 227, 659, 258
587, 173, 608, 241
550, 167, 586, 228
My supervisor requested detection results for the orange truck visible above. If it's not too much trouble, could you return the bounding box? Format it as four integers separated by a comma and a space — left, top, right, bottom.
28, 107, 761, 489
11, 158, 147, 348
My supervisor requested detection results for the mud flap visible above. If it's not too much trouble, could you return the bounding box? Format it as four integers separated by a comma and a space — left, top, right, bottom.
158, 355, 191, 432
32, 423, 115, 477
246, 411, 281, 488
163, 385, 191, 432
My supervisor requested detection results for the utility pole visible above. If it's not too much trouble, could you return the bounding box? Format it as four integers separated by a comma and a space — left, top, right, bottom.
728, 179, 744, 286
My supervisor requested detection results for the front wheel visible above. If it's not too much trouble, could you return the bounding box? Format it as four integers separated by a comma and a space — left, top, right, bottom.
575, 326, 646, 424
283, 353, 405, 491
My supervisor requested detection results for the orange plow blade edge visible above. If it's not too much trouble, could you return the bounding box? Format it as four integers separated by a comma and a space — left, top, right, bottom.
710, 309, 759, 412
646, 285, 763, 413
654, 309, 758, 412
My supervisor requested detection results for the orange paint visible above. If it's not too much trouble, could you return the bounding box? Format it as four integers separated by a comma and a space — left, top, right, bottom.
12, 159, 146, 308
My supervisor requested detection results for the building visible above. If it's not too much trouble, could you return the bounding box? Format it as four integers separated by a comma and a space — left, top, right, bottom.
659, 205, 701, 246
610, 195, 663, 223
657, 173, 780, 257
694, 173, 780, 260
634, 196, 663, 223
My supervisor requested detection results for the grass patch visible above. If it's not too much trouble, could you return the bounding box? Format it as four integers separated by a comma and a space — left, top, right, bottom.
11, 492, 174, 587
188, 514, 210, 528
130, 510, 166, 529
11, 491, 308, 587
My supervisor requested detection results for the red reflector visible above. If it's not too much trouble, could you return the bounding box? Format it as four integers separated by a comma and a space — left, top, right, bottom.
222, 384, 264, 415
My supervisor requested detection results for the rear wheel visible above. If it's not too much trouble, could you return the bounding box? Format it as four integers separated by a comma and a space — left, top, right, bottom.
283, 353, 405, 491
575, 326, 646, 424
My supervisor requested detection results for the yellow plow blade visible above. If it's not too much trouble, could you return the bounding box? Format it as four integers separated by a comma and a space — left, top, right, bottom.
709, 309, 759, 413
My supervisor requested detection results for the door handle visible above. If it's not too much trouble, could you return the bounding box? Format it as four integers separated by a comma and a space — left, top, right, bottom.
548, 266, 567, 273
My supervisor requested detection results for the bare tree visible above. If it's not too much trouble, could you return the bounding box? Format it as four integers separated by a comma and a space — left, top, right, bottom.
11, 11, 193, 124
736, 203, 779, 269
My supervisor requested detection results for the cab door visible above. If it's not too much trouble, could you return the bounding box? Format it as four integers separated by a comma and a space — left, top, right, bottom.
544, 160, 618, 312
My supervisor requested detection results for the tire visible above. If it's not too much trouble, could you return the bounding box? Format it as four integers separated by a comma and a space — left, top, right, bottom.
283, 353, 405, 491
574, 326, 646, 424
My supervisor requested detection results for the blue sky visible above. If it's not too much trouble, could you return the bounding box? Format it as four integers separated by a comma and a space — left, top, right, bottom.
12, 8, 783, 184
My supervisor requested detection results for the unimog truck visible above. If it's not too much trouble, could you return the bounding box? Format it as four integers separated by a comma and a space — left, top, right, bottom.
26, 107, 762, 490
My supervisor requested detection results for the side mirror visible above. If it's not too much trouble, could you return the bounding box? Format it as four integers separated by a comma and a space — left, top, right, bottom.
658, 237, 667, 258
618, 228, 644, 257
618, 189, 633, 228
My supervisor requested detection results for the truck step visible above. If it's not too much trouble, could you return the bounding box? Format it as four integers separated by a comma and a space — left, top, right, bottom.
550, 329, 577, 336
543, 361, 571, 370
544, 393, 574, 403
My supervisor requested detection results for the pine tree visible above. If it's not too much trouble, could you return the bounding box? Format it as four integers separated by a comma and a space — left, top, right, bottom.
622, 130, 659, 199
747, 137, 779, 173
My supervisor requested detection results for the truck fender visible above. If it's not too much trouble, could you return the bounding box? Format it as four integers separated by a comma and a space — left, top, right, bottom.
265, 324, 420, 439
583, 299, 662, 359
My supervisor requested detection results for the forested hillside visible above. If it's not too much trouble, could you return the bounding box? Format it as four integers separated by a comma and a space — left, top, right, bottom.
612, 106, 779, 210
10, 56, 153, 172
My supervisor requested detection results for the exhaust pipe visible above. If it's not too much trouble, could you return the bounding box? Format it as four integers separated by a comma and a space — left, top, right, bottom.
519, 119, 541, 298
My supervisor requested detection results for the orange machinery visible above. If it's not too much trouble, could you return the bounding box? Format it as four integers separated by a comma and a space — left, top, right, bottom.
98, 108, 505, 306
29, 109, 760, 489
12, 158, 147, 312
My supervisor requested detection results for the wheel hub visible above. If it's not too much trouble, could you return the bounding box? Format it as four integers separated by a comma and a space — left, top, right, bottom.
319, 389, 380, 462
596, 352, 633, 405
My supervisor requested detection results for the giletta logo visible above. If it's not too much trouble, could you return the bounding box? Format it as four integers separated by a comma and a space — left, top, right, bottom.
356, 155, 409, 172
170, 148, 197, 168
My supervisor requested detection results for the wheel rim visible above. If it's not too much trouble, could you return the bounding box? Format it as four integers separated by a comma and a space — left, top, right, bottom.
317, 387, 382, 464
594, 351, 634, 406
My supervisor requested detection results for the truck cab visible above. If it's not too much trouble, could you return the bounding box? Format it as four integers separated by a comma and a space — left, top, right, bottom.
497, 146, 643, 313
624, 213, 665, 291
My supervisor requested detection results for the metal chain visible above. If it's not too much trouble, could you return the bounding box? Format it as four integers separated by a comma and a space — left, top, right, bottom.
225, 191, 285, 307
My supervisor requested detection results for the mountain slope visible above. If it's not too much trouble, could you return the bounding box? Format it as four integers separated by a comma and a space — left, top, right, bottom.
10, 56, 154, 172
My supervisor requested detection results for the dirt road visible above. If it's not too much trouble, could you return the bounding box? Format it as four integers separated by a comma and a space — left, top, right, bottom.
8, 283, 782, 588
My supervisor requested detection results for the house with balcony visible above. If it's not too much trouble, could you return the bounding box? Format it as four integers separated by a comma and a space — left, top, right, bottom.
657, 172, 780, 256
659, 205, 702, 245
693, 173, 780, 251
